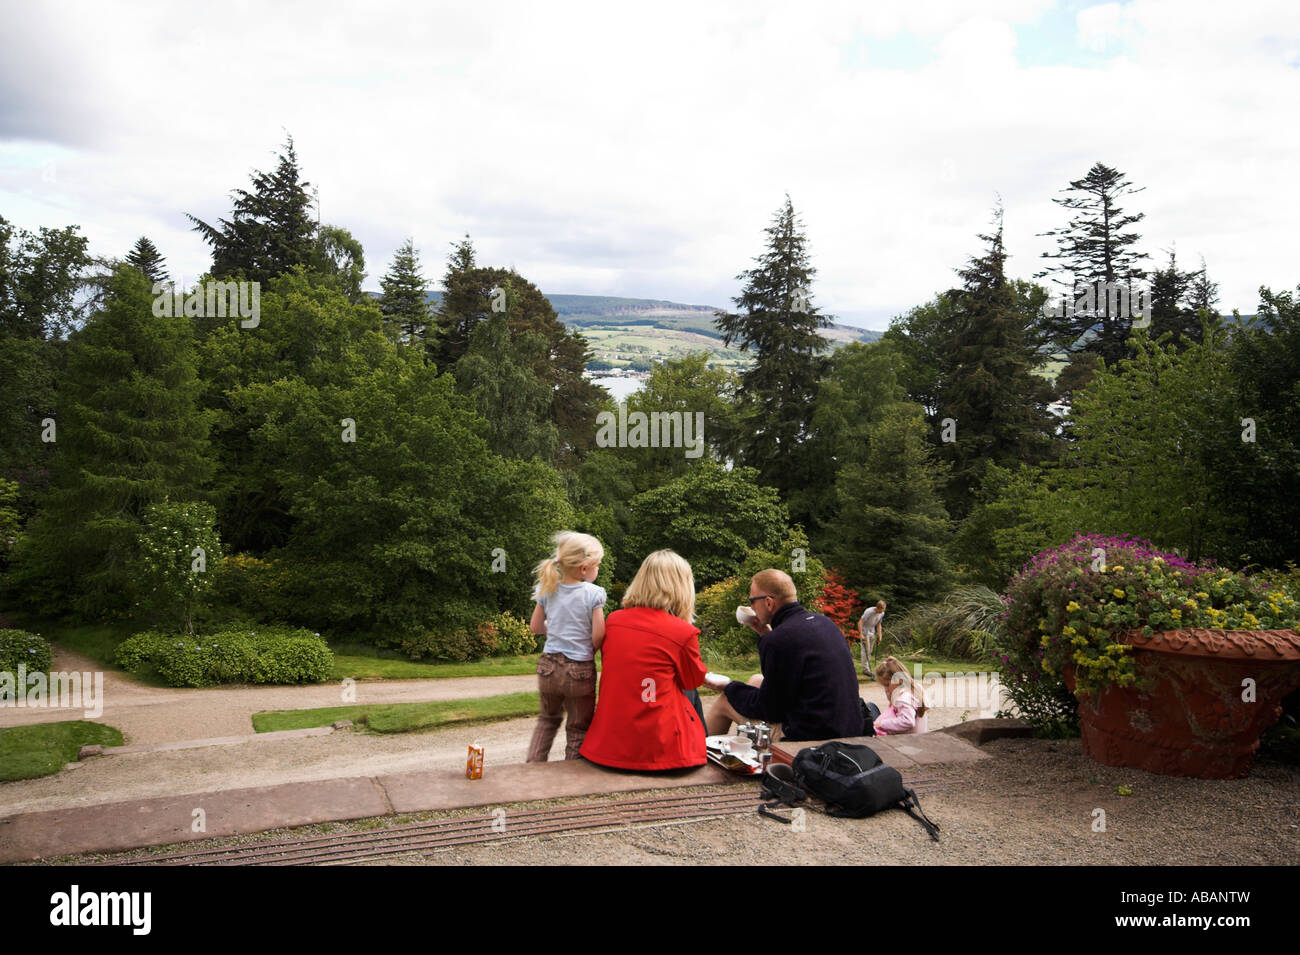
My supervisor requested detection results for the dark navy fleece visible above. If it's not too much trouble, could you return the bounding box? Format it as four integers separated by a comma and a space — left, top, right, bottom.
723, 601, 864, 741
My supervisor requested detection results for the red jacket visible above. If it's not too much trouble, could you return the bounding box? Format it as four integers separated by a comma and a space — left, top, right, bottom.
580, 606, 708, 771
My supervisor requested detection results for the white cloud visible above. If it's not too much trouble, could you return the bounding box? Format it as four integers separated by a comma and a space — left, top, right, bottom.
0, 0, 1296, 323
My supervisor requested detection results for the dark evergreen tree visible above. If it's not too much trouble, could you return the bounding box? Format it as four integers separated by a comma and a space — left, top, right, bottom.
882, 208, 1057, 520
454, 279, 559, 463
1147, 246, 1207, 348
187, 137, 316, 285
1037, 162, 1150, 365
1215, 284, 1300, 566
6, 267, 213, 616
714, 196, 831, 499
938, 207, 1058, 519
125, 236, 169, 285
378, 238, 430, 346
433, 252, 603, 465
824, 403, 951, 612
1187, 255, 1220, 320
432, 235, 486, 369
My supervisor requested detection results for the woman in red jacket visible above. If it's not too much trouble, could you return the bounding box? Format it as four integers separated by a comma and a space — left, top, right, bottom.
580, 549, 709, 771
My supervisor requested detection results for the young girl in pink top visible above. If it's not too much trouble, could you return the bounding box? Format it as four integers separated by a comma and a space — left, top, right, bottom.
873, 656, 928, 735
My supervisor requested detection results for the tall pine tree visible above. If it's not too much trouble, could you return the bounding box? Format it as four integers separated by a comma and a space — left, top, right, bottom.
125, 236, 169, 285
378, 238, 430, 347
187, 137, 316, 285
432, 235, 486, 369
714, 196, 831, 498
1037, 162, 1150, 365
938, 207, 1058, 519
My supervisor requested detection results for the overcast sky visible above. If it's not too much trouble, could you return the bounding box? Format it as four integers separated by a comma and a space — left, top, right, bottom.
2, 0, 1297, 330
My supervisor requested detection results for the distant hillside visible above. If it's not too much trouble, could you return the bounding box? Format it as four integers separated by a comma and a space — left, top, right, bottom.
401, 290, 880, 370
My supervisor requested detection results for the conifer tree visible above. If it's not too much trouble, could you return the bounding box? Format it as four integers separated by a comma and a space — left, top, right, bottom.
714, 195, 831, 497
824, 403, 950, 612
938, 207, 1058, 519
378, 238, 430, 346
1037, 162, 1150, 364
8, 267, 213, 616
187, 137, 316, 284
433, 235, 488, 369
454, 279, 559, 462
1187, 256, 1220, 320
125, 236, 169, 285
1148, 247, 1204, 348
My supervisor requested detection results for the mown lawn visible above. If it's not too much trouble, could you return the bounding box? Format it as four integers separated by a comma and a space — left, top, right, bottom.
0, 720, 124, 781
252, 691, 542, 733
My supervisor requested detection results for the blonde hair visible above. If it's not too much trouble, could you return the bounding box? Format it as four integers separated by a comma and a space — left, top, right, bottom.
622, 549, 696, 622
874, 656, 927, 717
533, 531, 604, 599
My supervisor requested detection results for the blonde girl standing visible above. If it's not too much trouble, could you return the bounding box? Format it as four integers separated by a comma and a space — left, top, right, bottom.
526, 531, 607, 761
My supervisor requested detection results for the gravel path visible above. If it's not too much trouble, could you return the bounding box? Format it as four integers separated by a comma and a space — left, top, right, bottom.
0, 646, 540, 744
404, 739, 1298, 866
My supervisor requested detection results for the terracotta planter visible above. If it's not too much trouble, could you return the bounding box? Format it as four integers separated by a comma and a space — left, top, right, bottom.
1062, 628, 1300, 779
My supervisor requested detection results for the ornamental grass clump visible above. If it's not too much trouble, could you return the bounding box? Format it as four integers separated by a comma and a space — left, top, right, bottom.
1004, 534, 1300, 698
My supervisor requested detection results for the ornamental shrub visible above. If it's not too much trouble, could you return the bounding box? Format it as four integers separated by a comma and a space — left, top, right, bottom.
396, 612, 538, 662
132, 501, 224, 636
817, 568, 863, 645
0, 629, 52, 674
115, 627, 332, 687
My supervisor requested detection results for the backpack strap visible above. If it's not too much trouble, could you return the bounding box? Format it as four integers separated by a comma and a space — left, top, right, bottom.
900, 789, 941, 842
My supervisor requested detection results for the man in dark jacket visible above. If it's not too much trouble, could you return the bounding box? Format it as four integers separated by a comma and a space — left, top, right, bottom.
704, 568, 864, 741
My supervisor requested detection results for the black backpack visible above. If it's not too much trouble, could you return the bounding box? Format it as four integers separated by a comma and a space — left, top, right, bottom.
790, 741, 940, 841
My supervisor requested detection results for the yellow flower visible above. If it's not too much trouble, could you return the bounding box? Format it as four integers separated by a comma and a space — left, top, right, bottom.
1170, 608, 1181, 619
1195, 592, 1209, 600
1066, 601, 1081, 611
1063, 625, 1077, 635
1111, 565, 1124, 573
1112, 588, 1126, 599
1184, 599, 1197, 609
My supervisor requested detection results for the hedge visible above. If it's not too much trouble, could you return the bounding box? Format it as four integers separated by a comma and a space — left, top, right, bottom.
0, 629, 53, 675
115, 626, 333, 687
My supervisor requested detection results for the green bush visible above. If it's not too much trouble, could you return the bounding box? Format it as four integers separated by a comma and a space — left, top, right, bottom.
397, 612, 538, 663
695, 529, 828, 660
115, 626, 333, 687
696, 577, 760, 658
0, 629, 52, 674
491, 612, 540, 655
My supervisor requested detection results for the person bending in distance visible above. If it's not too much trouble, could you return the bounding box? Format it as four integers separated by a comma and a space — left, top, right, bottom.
703, 569, 864, 742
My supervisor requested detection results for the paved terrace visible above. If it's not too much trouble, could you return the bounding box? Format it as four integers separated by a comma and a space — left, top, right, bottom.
0, 722, 1019, 862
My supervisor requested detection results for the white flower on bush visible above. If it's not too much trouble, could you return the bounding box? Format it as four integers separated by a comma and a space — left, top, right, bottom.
133, 501, 223, 637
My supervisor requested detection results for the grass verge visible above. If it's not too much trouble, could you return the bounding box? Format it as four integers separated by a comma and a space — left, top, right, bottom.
252, 690, 541, 734
0, 720, 124, 782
